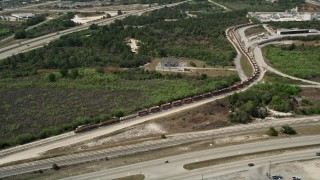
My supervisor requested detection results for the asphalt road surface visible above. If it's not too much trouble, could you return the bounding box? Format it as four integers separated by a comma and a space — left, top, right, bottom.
62, 135, 320, 180
0, 116, 319, 178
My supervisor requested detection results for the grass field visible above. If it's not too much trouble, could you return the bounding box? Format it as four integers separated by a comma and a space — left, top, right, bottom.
0, 68, 239, 147
264, 44, 320, 81
240, 54, 253, 77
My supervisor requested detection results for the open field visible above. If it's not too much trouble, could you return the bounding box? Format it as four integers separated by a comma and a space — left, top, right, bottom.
0, 68, 239, 148
263, 44, 320, 82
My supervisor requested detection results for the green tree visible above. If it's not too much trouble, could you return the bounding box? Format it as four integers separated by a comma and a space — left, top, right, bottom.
59, 68, 68, 78
70, 69, 79, 79
89, 23, 99, 30
47, 73, 56, 82
14, 30, 27, 39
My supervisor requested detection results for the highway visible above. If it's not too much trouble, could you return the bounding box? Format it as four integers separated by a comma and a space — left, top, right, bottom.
0, 116, 320, 178
0, 1, 189, 60
61, 135, 320, 180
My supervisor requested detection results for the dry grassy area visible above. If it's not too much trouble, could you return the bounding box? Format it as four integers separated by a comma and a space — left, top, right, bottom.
240, 54, 253, 77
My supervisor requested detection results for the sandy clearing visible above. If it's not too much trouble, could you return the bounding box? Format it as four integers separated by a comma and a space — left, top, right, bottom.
71, 12, 118, 24
77, 123, 166, 149
127, 38, 140, 53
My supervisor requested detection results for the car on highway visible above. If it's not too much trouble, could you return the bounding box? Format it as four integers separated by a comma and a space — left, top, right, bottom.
292, 176, 301, 180
316, 152, 320, 156
272, 175, 283, 179
248, 163, 254, 167
165, 160, 169, 163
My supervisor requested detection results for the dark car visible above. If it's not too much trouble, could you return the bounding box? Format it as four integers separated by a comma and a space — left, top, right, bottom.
316, 152, 320, 156
272, 175, 283, 179
248, 163, 254, 167
165, 160, 169, 163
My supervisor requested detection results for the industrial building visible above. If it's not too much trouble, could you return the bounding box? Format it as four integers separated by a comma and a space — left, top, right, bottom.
276, 29, 319, 35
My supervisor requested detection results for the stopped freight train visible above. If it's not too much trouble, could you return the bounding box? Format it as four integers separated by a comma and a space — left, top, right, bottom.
74, 23, 260, 133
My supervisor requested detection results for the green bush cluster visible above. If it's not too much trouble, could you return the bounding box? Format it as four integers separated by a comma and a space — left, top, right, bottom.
228, 83, 301, 123
266, 127, 278, 136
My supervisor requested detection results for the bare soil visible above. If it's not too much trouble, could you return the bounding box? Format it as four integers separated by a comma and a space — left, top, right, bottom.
299, 87, 320, 106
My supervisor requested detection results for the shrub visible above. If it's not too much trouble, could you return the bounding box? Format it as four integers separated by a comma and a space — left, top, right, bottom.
59, 68, 68, 77
47, 73, 56, 82
266, 127, 278, 136
70, 69, 79, 79
281, 124, 297, 135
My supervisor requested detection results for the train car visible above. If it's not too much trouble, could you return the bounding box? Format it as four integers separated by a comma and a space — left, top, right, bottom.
138, 109, 149, 116
120, 114, 138, 121
230, 85, 238, 91
160, 103, 172, 110
74, 123, 99, 133
219, 88, 230, 93
99, 117, 120, 126
172, 100, 182, 107
182, 97, 192, 104
192, 95, 203, 101
243, 79, 250, 86
211, 90, 220, 96
149, 106, 161, 113
203, 92, 212, 98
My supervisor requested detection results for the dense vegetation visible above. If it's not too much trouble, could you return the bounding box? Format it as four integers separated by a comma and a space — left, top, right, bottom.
228, 83, 301, 123
264, 44, 320, 80
215, 0, 304, 12
0, 14, 47, 39
3, 7, 248, 78
14, 12, 78, 39
0, 68, 239, 148
0, 1, 248, 148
